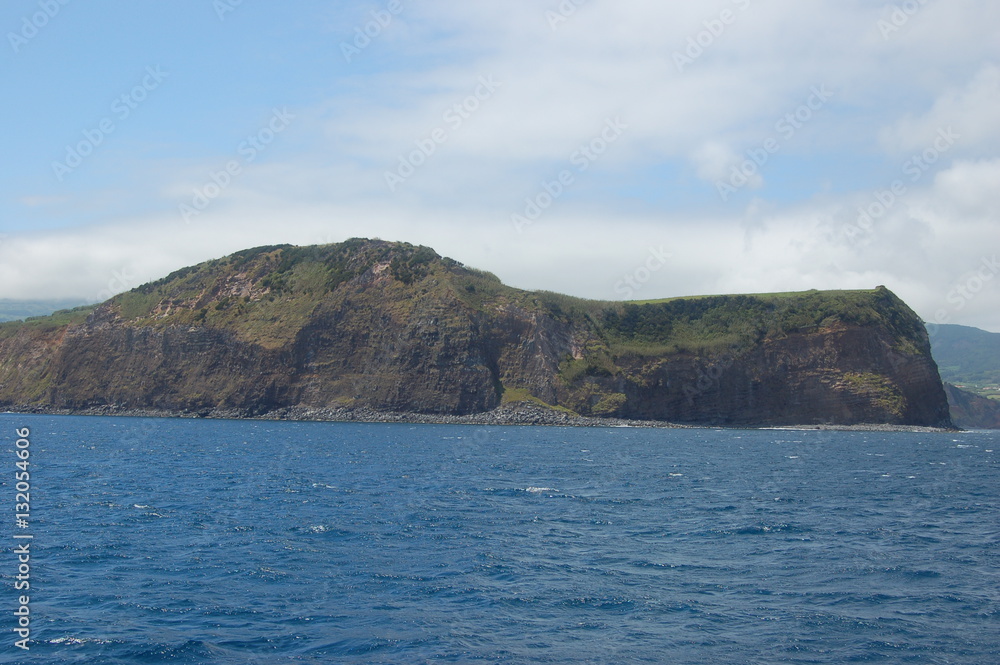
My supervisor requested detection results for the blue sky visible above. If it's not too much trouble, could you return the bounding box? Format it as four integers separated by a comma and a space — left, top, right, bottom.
1, 0, 999, 331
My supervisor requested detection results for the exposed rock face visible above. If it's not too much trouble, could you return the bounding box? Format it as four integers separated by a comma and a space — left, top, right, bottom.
0, 240, 953, 427
944, 383, 1000, 429
601, 326, 950, 427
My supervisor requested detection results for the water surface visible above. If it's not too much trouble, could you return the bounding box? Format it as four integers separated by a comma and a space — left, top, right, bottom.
2, 415, 997, 664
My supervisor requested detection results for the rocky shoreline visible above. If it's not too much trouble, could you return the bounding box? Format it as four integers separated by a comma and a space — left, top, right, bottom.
4, 401, 958, 432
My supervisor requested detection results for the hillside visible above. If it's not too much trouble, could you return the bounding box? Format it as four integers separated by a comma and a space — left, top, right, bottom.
930, 324, 1000, 400
0, 298, 89, 323
0, 239, 953, 427
944, 383, 1000, 430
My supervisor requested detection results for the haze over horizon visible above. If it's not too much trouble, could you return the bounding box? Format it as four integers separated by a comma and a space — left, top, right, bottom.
2, 1, 999, 332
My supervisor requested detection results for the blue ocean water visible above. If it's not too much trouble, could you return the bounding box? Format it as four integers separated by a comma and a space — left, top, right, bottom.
0, 415, 998, 665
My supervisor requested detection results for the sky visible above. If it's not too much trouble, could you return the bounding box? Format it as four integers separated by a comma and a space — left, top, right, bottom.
1, 0, 998, 332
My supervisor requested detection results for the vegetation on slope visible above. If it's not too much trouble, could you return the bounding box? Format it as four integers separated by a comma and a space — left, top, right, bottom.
0, 305, 95, 339
0, 238, 945, 424
4, 241, 925, 363
0, 298, 90, 323
604, 288, 924, 355
930, 324, 1000, 399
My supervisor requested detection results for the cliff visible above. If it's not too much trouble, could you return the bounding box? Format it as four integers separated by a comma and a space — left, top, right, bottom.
0, 239, 953, 427
944, 383, 1000, 429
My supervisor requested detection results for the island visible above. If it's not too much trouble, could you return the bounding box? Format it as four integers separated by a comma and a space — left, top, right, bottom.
0, 239, 954, 429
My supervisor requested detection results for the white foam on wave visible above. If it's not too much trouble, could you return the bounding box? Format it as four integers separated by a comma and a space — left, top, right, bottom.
50, 636, 114, 645
524, 487, 556, 493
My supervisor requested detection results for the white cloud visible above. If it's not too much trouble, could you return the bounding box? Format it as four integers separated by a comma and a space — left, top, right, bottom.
2, 1, 1000, 334
691, 140, 764, 190
881, 63, 1000, 155
3, 155, 999, 333
931, 158, 1000, 216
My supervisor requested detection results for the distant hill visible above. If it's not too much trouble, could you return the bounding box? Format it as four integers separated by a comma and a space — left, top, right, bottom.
944, 384, 1000, 429
0, 239, 953, 427
0, 298, 89, 323
929, 324, 1000, 399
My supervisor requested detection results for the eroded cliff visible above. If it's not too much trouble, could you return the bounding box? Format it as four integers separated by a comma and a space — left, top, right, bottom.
0, 239, 953, 427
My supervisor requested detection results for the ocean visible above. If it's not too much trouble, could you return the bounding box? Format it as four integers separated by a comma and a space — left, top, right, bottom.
1, 415, 997, 664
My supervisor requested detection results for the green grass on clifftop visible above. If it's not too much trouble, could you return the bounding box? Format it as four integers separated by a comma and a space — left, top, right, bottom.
0, 241, 931, 368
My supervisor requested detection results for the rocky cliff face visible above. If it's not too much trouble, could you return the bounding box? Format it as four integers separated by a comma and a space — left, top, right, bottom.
944, 384, 1000, 429
0, 239, 953, 427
